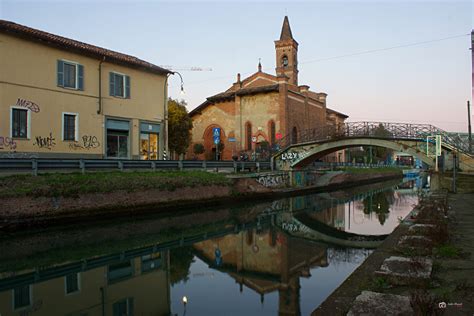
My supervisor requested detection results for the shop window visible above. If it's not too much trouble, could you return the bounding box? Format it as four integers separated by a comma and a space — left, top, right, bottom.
106, 119, 129, 159
108, 261, 133, 284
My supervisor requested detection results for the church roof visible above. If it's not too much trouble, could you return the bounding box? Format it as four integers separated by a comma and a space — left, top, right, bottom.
189, 84, 279, 116
280, 16, 293, 40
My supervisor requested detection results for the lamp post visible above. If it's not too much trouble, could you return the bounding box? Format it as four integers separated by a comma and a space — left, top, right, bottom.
182, 296, 188, 316
163, 71, 185, 160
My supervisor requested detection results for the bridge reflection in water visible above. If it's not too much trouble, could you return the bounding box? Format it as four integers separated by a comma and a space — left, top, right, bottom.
0, 176, 427, 316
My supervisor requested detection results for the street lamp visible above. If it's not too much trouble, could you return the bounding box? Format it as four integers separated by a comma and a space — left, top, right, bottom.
163, 71, 185, 160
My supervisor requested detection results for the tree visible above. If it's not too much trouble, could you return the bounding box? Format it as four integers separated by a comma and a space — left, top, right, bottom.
168, 98, 193, 157
193, 143, 205, 157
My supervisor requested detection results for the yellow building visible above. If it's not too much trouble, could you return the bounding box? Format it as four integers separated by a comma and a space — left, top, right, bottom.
0, 253, 170, 316
0, 20, 171, 159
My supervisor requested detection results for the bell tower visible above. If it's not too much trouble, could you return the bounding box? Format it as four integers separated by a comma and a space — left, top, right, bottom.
275, 16, 299, 86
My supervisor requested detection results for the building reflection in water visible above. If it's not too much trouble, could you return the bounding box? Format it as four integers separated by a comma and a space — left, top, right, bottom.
192, 228, 328, 316
0, 251, 171, 316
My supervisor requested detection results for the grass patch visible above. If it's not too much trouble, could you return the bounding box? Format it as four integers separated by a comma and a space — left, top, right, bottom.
0, 171, 232, 198
434, 245, 461, 258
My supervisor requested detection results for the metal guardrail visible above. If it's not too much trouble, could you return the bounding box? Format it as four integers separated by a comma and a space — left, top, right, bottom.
0, 158, 272, 176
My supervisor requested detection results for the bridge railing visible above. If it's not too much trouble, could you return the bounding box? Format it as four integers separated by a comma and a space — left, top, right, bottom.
275, 121, 473, 156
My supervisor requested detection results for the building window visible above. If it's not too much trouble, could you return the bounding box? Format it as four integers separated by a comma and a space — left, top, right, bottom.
11, 108, 29, 139
113, 297, 134, 316
282, 55, 288, 67
13, 285, 31, 309
110, 72, 130, 98
246, 122, 252, 151
57, 60, 84, 90
106, 119, 130, 159
65, 273, 80, 294
62, 113, 78, 141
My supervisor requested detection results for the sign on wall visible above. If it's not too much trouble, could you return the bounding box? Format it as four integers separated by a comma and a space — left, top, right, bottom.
213, 127, 220, 145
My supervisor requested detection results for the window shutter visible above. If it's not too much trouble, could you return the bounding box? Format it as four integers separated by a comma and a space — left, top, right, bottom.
78, 64, 84, 90
57, 60, 64, 87
125, 76, 130, 99
109, 72, 114, 96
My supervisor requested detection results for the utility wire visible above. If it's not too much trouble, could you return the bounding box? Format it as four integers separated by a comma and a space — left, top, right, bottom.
185, 33, 469, 86
300, 33, 469, 64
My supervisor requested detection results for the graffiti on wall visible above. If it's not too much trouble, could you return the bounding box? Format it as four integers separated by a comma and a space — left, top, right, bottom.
0, 136, 17, 150
69, 135, 100, 150
16, 98, 40, 113
256, 173, 289, 188
281, 152, 299, 161
281, 221, 310, 233
34, 132, 56, 150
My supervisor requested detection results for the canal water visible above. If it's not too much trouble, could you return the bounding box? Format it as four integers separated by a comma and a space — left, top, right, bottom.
0, 176, 428, 316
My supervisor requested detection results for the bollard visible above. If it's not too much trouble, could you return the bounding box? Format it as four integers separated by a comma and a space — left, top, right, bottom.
32, 159, 38, 176
79, 159, 85, 174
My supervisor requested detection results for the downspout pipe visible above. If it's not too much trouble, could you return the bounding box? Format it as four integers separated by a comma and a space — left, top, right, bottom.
97, 56, 106, 114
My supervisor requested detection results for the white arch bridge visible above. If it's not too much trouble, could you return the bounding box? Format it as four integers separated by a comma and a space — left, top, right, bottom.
272, 122, 474, 171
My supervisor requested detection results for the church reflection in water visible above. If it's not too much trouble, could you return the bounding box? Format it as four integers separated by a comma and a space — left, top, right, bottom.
193, 228, 328, 316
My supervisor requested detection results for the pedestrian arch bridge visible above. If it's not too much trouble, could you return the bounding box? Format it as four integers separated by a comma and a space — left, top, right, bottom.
273, 122, 474, 171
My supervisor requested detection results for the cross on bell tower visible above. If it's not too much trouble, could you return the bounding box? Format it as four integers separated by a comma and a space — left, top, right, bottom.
275, 16, 299, 86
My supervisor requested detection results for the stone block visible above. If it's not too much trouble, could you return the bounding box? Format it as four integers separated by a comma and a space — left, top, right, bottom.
347, 291, 413, 316
375, 256, 432, 285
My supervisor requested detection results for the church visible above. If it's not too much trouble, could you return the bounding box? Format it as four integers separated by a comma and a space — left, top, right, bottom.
188, 16, 348, 161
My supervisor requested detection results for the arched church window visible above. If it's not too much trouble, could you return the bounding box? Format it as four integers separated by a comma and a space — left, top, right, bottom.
291, 126, 298, 144
269, 121, 276, 145
246, 122, 252, 151
282, 55, 288, 67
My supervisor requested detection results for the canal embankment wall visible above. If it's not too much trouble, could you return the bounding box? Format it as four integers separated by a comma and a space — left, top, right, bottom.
0, 169, 403, 231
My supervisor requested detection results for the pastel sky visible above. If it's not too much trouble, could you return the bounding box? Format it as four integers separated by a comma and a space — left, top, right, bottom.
1, 0, 473, 132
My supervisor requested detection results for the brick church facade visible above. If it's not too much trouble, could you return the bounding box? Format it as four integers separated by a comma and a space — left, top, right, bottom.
188, 16, 348, 161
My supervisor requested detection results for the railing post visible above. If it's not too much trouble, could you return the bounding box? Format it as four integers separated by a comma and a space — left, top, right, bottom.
202, 160, 207, 170
118, 161, 124, 172
256, 162, 260, 173
233, 160, 237, 173
79, 159, 85, 174
152, 161, 156, 171
32, 159, 38, 176
241, 162, 245, 172
270, 157, 274, 171
178, 160, 183, 171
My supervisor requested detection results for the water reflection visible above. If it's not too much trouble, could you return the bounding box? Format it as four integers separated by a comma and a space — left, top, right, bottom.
0, 176, 427, 316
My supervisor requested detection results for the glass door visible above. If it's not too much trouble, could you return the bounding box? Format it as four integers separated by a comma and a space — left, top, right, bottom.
140, 133, 159, 160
